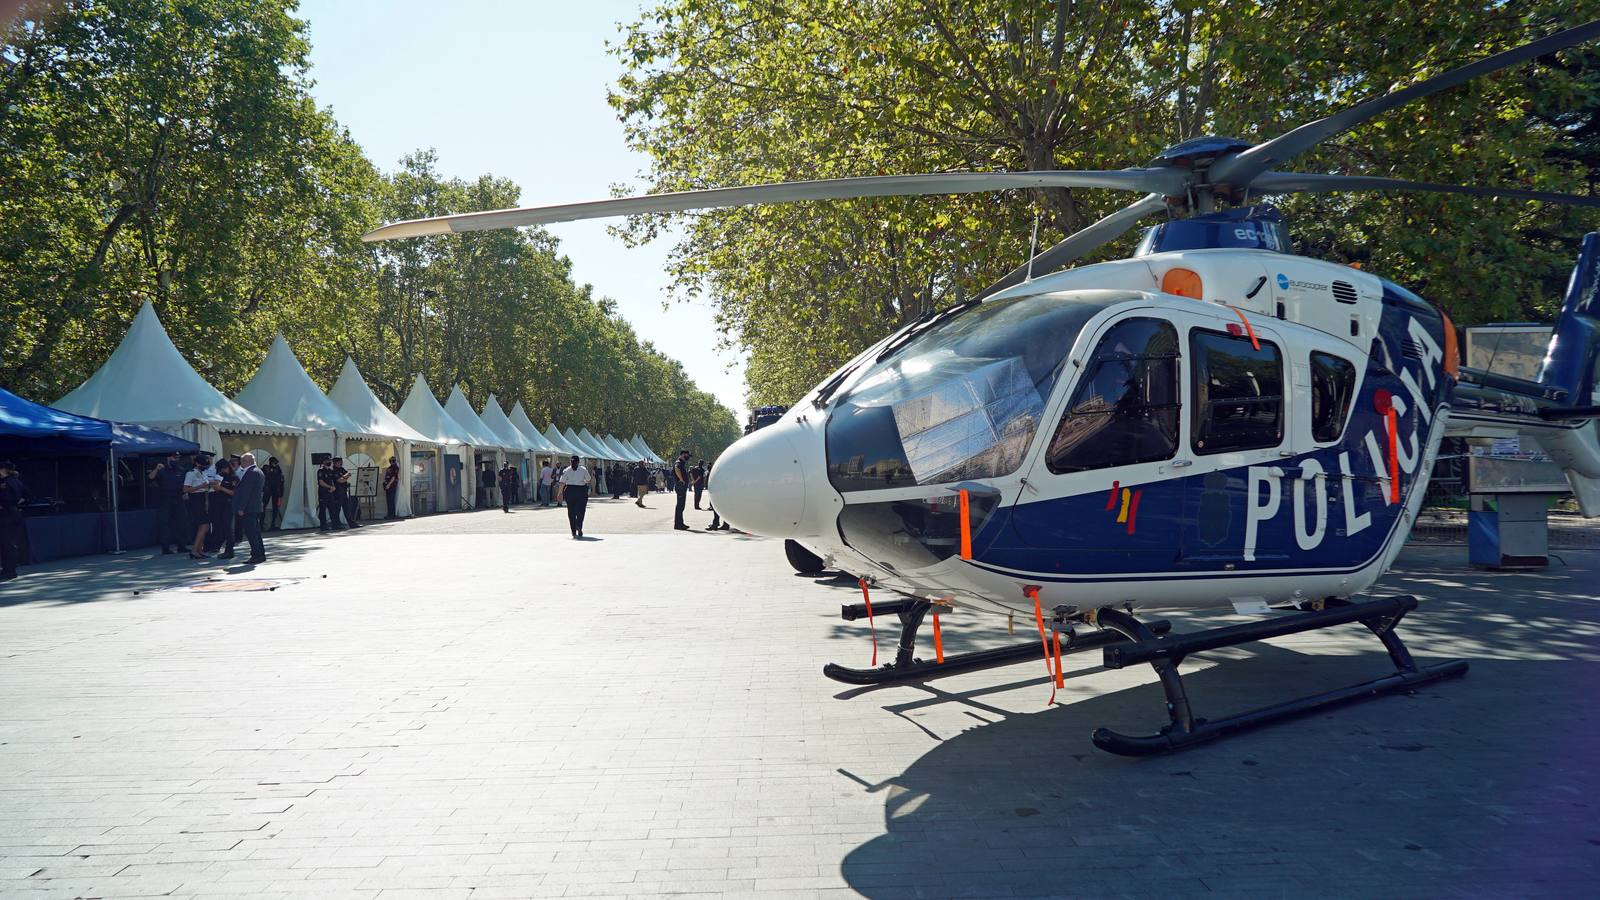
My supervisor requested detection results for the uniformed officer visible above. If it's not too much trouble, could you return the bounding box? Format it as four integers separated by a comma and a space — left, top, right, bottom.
672, 449, 692, 531
262, 456, 285, 530
316, 458, 339, 531
559, 454, 591, 538
146, 450, 188, 553
497, 461, 518, 513
332, 457, 358, 527
0, 459, 30, 580
691, 458, 707, 509
382, 457, 401, 519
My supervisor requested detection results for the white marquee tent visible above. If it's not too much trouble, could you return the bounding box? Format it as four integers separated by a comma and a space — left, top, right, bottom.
601, 434, 638, 460
54, 302, 313, 528
445, 386, 514, 506
543, 425, 583, 459
396, 375, 476, 510
480, 394, 537, 499
328, 357, 437, 518
631, 435, 665, 463
508, 402, 561, 458
234, 335, 395, 526
568, 427, 614, 461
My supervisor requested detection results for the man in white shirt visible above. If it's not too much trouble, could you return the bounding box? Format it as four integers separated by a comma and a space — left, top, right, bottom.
559, 455, 591, 538
539, 462, 554, 506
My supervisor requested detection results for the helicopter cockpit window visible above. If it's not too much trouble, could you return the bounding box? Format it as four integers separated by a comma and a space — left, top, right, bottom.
1192, 329, 1284, 454
1046, 318, 1180, 473
826, 292, 1120, 492
1310, 351, 1357, 442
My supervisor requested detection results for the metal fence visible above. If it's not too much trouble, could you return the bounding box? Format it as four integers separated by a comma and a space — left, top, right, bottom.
1408, 453, 1600, 549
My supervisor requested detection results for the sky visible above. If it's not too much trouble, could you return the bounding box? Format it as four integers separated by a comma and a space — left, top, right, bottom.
295, 0, 748, 420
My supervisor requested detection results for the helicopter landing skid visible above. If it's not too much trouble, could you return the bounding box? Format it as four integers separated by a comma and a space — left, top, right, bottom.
823, 598, 1170, 687
1090, 595, 1469, 757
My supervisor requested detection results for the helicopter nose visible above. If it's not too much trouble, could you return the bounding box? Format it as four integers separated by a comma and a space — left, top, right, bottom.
708, 421, 808, 538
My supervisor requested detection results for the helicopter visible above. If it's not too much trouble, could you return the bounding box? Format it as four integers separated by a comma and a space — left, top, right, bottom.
365, 20, 1600, 755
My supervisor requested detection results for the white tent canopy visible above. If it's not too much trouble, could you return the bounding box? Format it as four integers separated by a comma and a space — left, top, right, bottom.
329, 358, 433, 445
630, 434, 664, 463
56, 302, 296, 436
396, 375, 476, 510
445, 386, 513, 452
602, 434, 639, 460
543, 424, 582, 458
329, 357, 436, 518
480, 394, 534, 451
578, 428, 617, 461
54, 301, 313, 528
565, 427, 610, 461
235, 335, 376, 438
509, 403, 560, 455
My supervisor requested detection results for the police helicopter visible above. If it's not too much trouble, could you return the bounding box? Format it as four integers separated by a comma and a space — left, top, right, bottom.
366, 20, 1600, 755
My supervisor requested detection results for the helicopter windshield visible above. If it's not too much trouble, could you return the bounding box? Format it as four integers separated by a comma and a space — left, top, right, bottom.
826, 291, 1129, 493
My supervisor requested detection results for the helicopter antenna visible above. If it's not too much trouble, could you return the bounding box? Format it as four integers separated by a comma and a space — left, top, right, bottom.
1024, 212, 1041, 282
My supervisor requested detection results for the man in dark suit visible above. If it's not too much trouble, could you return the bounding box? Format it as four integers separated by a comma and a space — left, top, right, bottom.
233, 453, 267, 564
0, 459, 29, 580
672, 449, 692, 531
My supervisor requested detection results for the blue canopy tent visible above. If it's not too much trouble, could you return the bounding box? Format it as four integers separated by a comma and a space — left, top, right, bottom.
0, 386, 199, 559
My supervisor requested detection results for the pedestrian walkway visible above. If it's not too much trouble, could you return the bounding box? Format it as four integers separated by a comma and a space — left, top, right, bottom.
1, 501, 1597, 897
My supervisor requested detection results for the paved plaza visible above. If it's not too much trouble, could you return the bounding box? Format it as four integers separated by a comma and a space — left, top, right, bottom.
2, 495, 1598, 898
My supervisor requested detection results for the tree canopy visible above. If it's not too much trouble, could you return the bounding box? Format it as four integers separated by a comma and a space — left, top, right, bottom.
611, 0, 1600, 405
1, 0, 741, 458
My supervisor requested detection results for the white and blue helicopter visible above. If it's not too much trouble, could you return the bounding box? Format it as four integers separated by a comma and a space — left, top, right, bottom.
366, 21, 1600, 754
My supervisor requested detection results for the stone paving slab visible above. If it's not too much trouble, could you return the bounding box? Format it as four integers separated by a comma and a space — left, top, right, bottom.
1, 497, 1598, 898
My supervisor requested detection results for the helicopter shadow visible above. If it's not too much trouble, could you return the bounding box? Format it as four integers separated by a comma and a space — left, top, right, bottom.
835, 551, 1600, 897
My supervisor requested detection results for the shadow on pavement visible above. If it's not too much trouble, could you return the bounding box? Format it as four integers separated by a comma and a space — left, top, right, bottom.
837, 548, 1600, 897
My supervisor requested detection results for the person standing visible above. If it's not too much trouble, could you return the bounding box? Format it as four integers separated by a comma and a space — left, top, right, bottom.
559, 454, 590, 538
691, 458, 707, 509
147, 450, 187, 554
316, 458, 337, 530
233, 453, 267, 564
498, 461, 518, 513
382, 456, 401, 520
538, 460, 553, 506
262, 456, 285, 530
631, 460, 650, 507
0, 460, 30, 580
184, 453, 214, 559
212, 458, 238, 557
332, 457, 359, 528
672, 450, 692, 531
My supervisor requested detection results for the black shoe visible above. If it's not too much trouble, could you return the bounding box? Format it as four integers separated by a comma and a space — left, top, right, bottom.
218, 552, 235, 560
578, 529, 583, 538
674, 524, 690, 530
161, 547, 174, 555
246, 556, 266, 564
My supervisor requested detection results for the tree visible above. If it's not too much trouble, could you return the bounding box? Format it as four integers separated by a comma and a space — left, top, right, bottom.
612, 0, 1600, 405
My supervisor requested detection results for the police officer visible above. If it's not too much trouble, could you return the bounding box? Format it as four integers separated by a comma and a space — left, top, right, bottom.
559, 454, 591, 537
316, 457, 339, 531
690, 458, 707, 509
497, 461, 518, 513
672, 449, 692, 531
382, 457, 401, 519
332, 457, 358, 527
0, 459, 29, 580
262, 456, 285, 530
147, 450, 188, 554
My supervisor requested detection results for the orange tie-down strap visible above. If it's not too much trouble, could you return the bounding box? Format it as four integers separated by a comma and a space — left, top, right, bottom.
1385, 406, 1401, 504
1226, 304, 1261, 350
932, 611, 944, 664
1025, 586, 1059, 706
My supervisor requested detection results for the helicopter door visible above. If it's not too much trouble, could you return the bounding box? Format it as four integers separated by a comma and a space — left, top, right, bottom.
1177, 321, 1292, 568
1005, 313, 1186, 570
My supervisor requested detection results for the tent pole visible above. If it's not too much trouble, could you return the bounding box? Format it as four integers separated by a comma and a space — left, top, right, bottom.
108, 445, 124, 554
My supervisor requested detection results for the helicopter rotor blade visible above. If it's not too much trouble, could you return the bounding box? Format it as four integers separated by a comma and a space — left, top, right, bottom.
974, 193, 1169, 300
1210, 18, 1600, 188
1250, 172, 1600, 208
362, 169, 1188, 242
